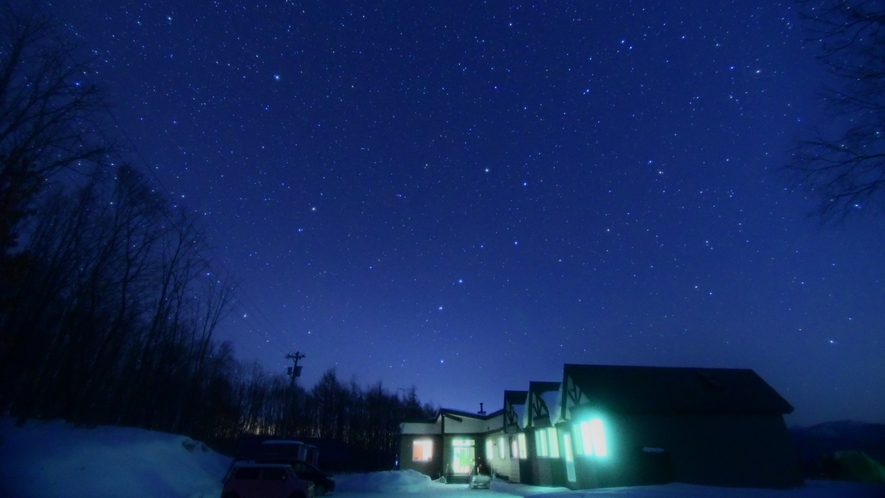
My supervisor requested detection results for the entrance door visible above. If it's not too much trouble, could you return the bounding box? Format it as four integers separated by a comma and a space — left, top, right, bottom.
451, 439, 475, 475
563, 432, 576, 483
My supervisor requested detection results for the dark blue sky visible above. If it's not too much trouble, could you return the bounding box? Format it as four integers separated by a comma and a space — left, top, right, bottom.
53, 0, 884, 425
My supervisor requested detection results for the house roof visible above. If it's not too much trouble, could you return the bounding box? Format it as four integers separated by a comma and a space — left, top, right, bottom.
400, 406, 503, 425
563, 364, 794, 415
438, 407, 503, 420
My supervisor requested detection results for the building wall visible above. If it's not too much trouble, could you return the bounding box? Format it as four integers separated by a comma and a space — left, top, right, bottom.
568, 412, 803, 489
488, 431, 524, 483
443, 414, 494, 433
532, 447, 568, 487
484, 431, 517, 481
529, 426, 571, 488
400, 420, 441, 435
507, 457, 522, 483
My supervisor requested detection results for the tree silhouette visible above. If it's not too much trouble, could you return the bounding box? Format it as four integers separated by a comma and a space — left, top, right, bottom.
787, 0, 885, 221
0, 2, 110, 284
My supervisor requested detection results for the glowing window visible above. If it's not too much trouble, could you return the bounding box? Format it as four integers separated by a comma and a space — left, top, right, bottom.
510, 436, 519, 458
536, 430, 548, 457
517, 433, 527, 459
580, 422, 592, 454
498, 437, 506, 459
578, 418, 607, 457
547, 427, 560, 458
589, 419, 607, 456
486, 440, 494, 460
412, 439, 433, 461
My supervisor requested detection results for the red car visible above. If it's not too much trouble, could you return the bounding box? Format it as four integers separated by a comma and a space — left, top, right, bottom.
222, 462, 315, 498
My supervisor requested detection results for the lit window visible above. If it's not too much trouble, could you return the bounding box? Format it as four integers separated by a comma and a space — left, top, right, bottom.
412, 439, 433, 461
517, 433, 527, 459
578, 418, 607, 457
579, 422, 592, 455
547, 427, 560, 458
510, 436, 519, 459
498, 437, 506, 459
536, 430, 548, 457
486, 441, 494, 460
589, 419, 607, 456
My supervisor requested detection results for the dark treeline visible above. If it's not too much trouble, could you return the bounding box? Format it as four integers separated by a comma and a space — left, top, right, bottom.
0, 2, 434, 470
229, 366, 435, 470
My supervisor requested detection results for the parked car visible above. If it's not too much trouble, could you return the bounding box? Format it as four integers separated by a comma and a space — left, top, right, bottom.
257, 458, 335, 495
468, 458, 492, 489
222, 462, 315, 498
286, 459, 336, 496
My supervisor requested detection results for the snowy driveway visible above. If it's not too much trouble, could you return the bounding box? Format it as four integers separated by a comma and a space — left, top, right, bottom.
331, 473, 885, 498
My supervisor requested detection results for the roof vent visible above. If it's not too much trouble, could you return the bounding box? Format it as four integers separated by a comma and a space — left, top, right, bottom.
478, 402, 486, 415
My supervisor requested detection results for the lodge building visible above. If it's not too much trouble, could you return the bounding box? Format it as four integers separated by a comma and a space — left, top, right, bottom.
398, 364, 804, 490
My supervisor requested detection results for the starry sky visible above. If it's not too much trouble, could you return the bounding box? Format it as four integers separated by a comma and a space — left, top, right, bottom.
51, 0, 884, 426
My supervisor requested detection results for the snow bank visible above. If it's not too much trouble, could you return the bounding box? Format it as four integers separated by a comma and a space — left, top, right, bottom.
336, 469, 433, 493
507, 481, 885, 498
0, 417, 230, 498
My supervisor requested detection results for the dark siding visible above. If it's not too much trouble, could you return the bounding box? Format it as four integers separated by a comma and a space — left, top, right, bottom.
521, 428, 537, 484
551, 457, 568, 487
568, 412, 803, 489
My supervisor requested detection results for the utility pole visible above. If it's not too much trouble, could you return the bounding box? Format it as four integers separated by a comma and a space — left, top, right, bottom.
285, 351, 306, 385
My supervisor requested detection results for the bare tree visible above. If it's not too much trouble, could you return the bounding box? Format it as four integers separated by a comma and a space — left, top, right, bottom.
787, 0, 885, 220
0, 2, 110, 270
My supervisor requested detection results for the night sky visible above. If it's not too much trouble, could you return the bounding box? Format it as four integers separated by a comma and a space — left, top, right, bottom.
50, 0, 884, 426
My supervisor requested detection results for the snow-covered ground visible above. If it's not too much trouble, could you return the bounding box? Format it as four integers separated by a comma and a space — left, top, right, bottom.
333, 471, 885, 498
0, 417, 229, 498
1, 418, 883, 498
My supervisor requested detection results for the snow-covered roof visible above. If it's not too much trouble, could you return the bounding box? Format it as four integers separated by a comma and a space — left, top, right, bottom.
551, 386, 565, 425
540, 389, 560, 425
514, 403, 527, 429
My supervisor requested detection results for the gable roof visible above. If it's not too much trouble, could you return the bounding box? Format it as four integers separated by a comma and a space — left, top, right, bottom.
526, 381, 561, 428
504, 390, 528, 430
562, 364, 793, 416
